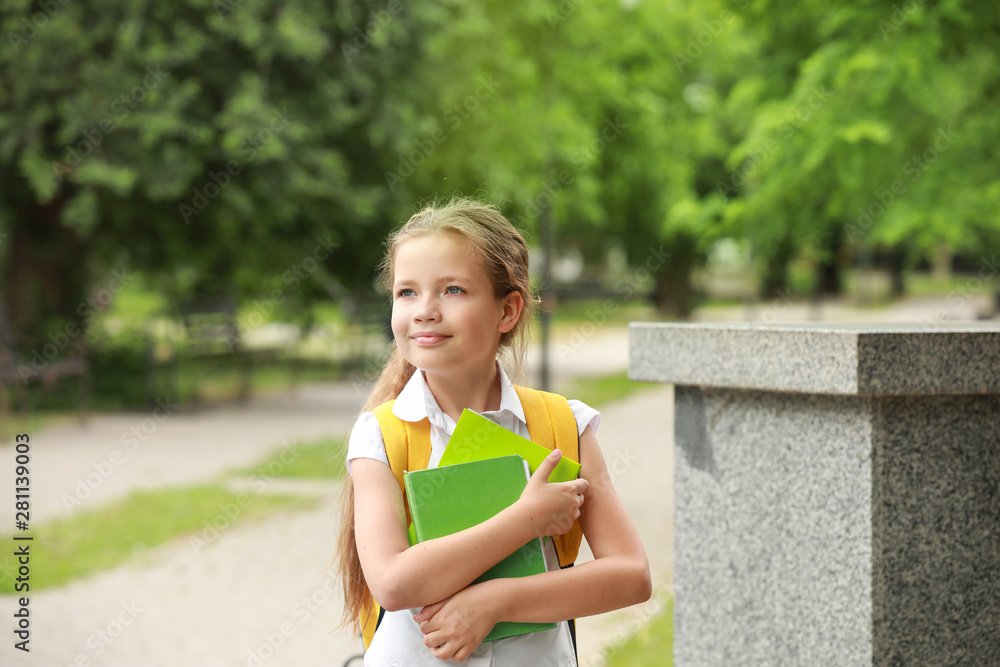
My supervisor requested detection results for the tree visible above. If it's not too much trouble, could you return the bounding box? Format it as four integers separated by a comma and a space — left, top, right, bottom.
710, 0, 1000, 297
0, 0, 448, 351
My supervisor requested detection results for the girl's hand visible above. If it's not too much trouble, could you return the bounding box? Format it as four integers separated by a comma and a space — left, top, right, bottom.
518, 449, 589, 538
414, 584, 496, 662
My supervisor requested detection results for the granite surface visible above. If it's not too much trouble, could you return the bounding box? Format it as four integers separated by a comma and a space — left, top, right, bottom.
673, 387, 873, 666
629, 321, 1000, 395
871, 394, 1000, 665
634, 324, 1000, 666
671, 388, 1000, 666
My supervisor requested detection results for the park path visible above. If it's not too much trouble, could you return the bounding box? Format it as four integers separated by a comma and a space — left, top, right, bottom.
0, 293, 990, 667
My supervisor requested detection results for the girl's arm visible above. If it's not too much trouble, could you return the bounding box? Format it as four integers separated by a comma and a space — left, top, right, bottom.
414, 425, 652, 661
352, 448, 589, 612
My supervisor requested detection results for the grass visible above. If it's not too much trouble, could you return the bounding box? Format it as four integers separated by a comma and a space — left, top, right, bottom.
563, 371, 660, 411
0, 484, 318, 593
0, 411, 75, 443
234, 436, 347, 480
543, 299, 663, 342
905, 270, 999, 297
604, 597, 674, 667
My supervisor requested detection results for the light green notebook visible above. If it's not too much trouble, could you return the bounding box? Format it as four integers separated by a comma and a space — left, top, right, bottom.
438, 408, 582, 482
403, 456, 556, 642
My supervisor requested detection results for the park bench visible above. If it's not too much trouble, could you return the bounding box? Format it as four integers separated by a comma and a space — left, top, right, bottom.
0, 305, 91, 417
144, 295, 252, 406
145, 295, 298, 407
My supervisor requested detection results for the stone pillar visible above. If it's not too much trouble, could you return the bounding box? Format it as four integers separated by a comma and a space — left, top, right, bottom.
628, 322, 1000, 666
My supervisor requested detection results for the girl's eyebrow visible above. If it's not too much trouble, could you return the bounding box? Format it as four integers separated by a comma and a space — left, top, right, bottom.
438, 275, 473, 284
394, 275, 474, 286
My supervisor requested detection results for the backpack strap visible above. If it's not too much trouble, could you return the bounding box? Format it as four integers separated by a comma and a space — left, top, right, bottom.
371, 400, 431, 524
513, 385, 583, 567
360, 401, 431, 650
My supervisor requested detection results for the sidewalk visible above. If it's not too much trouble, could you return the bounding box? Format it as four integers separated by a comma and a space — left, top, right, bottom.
0, 294, 992, 666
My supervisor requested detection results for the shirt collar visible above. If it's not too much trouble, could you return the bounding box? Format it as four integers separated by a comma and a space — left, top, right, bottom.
392, 364, 526, 427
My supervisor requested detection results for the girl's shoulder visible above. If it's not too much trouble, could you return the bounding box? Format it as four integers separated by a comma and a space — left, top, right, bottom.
346, 411, 389, 471
565, 398, 601, 436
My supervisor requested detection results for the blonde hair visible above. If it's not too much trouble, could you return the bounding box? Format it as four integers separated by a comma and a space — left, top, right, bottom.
336, 198, 536, 633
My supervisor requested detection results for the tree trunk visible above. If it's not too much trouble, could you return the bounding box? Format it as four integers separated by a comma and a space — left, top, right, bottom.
760, 235, 794, 299
815, 229, 844, 296
882, 246, 907, 298
815, 258, 842, 296
652, 236, 697, 319
2, 194, 88, 353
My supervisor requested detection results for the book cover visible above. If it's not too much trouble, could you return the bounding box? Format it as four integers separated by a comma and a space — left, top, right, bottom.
438, 409, 582, 482
403, 456, 555, 641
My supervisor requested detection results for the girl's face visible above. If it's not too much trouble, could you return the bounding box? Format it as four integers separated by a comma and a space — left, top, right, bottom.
390, 232, 521, 381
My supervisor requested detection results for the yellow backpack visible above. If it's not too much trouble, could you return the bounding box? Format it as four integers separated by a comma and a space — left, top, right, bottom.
360, 385, 583, 650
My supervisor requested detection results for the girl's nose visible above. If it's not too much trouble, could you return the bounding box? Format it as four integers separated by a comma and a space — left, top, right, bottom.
413, 296, 440, 322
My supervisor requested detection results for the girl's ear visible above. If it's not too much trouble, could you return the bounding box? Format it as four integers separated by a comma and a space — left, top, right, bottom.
498, 291, 524, 334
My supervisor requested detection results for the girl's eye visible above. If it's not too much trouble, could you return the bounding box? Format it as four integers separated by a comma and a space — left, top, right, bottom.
445, 286, 465, 295
397, 288, 415, 298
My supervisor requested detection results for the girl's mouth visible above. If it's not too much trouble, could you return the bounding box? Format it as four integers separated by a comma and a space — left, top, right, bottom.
412, 333, 450, 345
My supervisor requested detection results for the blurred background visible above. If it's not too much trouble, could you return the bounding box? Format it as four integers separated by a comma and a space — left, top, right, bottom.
1, 0, 998, 665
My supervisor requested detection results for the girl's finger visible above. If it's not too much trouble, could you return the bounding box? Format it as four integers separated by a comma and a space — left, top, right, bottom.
413, 600, 446, 624
530, 449, 562, 484
421, 628, 447, 648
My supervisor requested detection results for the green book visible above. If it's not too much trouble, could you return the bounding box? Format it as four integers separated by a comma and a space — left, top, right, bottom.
438, 409, 582, 482
403, 455, 556, 642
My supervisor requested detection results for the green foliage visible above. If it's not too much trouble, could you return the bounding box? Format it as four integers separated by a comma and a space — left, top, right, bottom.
2, 0, 998, 347
0, 485, 317, 592
710, 0, 1000, 278
1, 0, 454, 345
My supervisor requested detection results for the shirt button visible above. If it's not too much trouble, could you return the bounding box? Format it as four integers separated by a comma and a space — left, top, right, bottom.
474, 643, 488, 655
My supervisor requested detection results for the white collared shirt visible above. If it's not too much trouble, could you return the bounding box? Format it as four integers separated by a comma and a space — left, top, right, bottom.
346, 365, 599, 667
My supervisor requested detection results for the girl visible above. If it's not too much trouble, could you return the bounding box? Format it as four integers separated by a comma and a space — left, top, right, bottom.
337, 199, 651, 665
